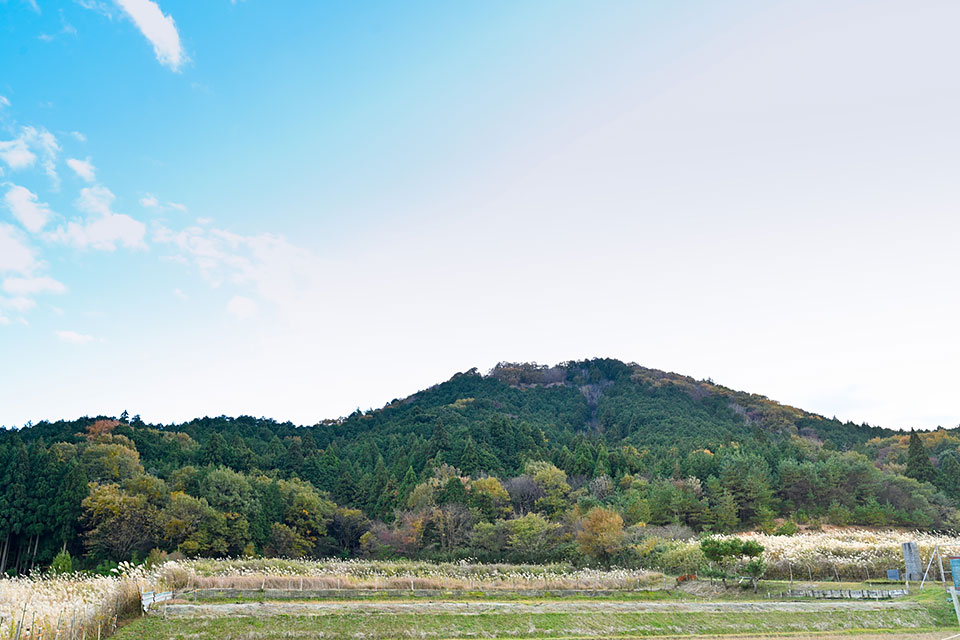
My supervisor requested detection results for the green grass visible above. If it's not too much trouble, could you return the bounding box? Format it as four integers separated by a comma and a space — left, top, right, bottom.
114, 607, 954, 640
116, 579, 960, 639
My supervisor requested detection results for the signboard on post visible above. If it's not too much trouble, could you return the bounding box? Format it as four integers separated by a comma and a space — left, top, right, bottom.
950, 557, 960, 591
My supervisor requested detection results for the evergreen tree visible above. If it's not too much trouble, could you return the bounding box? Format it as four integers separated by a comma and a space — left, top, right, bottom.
201, 432, 228, 467
437, 477, 469, 506
572, 441, 594, 476
431, 418, 450, 454
284, 439, 305, 477
398, 466, 418, 506
938, 453, 960, 499
459, 437, 480, 475
593, 444, 611, 477
334, 460, 358, 505
905, 430, 937, 484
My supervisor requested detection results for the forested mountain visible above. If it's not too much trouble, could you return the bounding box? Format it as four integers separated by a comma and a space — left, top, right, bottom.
2, 358, 959, 574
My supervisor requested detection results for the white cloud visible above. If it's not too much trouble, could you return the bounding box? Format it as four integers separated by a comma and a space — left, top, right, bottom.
154, 224, 316, 310
67, 157, 96, 182
139, 193, 159, 208
2, 296, 36, 312
38, 10, 79, 41
0, 127, 60, 187
71, 131, 87, 143
55, 330, 94, 344
0, 138, 36, 170
76, 184, 114, 216
140, 193, 186, 212
25, 127, 60, 189
0, 96, 9, 109
49, 185, 146, 250
226, 295, 257, 319
3, 185, 53, 233
114, 0, 185, 71
173, 287, 187, 300
0, 224, 36, 274
2, 276, 66, 296
77, 1, 114, 17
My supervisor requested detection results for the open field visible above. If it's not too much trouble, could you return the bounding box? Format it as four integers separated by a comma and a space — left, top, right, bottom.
156, 598, 923, 615
115, 604, 954, 640
114, 577, 959, 640
4, 552, 960, 639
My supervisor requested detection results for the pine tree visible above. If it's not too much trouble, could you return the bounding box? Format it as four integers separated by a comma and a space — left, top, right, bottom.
431, 418, 450, 454
906, 430, 937, 484
201, 432, 227, 467
459, 437, 480, 475
938, 453, 960, 499
572, 441, 594, 477
283, 439, 305, 477
437, 477, 469, 506
398, 466, 419, 506
335, 461, 358, 505
593, 444, 610, 478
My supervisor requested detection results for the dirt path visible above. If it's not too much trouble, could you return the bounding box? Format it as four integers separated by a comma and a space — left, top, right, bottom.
159, 599, 919, 617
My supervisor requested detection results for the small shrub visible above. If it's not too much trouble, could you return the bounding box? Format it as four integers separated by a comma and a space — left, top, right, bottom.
51, 550, 73, 574
774, 520, 798, 536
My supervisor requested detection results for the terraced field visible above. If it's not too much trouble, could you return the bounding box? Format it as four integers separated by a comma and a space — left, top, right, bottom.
114, 586, 958, 640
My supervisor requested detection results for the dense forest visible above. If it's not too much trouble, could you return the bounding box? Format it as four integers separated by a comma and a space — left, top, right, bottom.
2, 358, 959, 575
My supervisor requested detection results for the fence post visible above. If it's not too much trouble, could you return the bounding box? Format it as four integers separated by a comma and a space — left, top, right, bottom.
15, 601, 27, 640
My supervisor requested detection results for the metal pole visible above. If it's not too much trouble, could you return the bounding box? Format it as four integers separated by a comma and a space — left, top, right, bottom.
940, 548, 948, 586
949, 586, 960, 627
921, 545, 938, 588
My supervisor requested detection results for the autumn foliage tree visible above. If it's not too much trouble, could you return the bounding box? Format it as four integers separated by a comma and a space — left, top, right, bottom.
576, 507, 624, 565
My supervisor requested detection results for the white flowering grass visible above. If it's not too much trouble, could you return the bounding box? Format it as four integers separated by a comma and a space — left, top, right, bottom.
0, 562, 176, 639
729, 530, 960, 581
5, 531, 956, 638
179, 557, 663, 591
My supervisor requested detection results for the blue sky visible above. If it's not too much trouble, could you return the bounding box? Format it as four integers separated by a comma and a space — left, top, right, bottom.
1, 0, 959, 430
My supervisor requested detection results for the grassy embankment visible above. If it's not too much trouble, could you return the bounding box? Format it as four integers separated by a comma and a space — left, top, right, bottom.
113, 580, 959, 640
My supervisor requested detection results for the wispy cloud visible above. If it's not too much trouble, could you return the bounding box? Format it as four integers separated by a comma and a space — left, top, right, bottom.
114, 0, 186, 71
3, 184, 54, 233
0, 224, 36, 274
55, 330, 94, 344
67, 157, 96, 182
140, 192, 186, 211
0, 126, 60, 188
2, 276, 66, 296
38, 10, 78, 42
139, 193, 159, 208
226, 294, 257, 319
49, 185, 146, 250
0, 136, 36, 170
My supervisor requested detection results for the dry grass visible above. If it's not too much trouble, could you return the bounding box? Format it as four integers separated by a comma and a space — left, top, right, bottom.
0, 562, 170, 640
176, 558, 665, 591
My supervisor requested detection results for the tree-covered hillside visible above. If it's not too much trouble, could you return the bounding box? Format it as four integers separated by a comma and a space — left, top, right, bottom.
2, 358, 959, 574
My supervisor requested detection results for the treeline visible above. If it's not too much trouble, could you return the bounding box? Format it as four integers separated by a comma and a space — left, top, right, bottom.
2, 359, 959, 573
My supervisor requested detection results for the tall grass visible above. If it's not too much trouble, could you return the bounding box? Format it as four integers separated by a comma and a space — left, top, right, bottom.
0, 562, 174, 640
179, 558, 664, 591
735, 530, 960, 581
